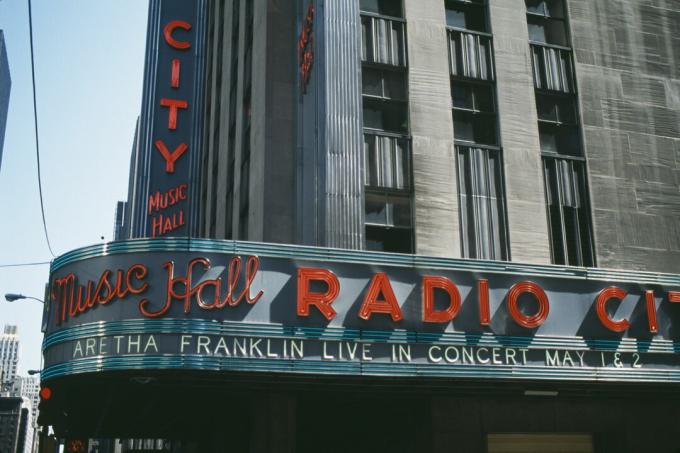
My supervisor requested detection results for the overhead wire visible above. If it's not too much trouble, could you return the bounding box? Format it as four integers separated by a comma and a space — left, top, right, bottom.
27, 0, 56, 257
0, 261, 51, 268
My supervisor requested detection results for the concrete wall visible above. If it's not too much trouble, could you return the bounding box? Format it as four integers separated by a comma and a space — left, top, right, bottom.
404, 0, 461, 258
488, 0, 552, 264
569, 0, 680, 273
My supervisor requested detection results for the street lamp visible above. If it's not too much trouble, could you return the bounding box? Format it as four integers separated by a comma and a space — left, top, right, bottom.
4, 293, 44, 304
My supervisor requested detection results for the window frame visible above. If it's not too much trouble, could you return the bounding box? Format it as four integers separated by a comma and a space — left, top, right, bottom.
455, 143, 511, 261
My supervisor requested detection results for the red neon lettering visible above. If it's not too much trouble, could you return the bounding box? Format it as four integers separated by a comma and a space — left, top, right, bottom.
669, 291, 680, 303
422, 276, 461, 323
646, 290, 658, 333
595, 287, 629, 332
507, 281, 549, 329
154, 140, 188, 173
359, 273, 403, 322
160, 98, 188, 130
148, 184, 189, 215
52, 264, 148, 325
478, 279, 490, 326
297, 268, 340, 321
138, 256, 263, 318
171, 58, 181, 88
163, 20, 192, 50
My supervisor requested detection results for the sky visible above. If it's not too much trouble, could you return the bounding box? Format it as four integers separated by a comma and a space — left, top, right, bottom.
0, 0, 149, 374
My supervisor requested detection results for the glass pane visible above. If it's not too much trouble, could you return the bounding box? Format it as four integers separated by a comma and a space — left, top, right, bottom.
362, 67, 383, 97
563, 206, 581, 265
361, 16, 371, 61
360, 0, 403, 17
525, 0, 547, 15
391, 196, 412, 227
544, 18, 568, 46
472, 115, 497, 145
365, 194, 388, 225
384, 70, 406, 100
452, 83, 474, 110
539, 123, 558, 153
445, 7, 467, 29
527, 18, 547, 43
366, 225, 413, 253
453, 110, 475, 142
474, 84, 494, 113
536, 94, 559, 122
545, 0, 565, 18
363, 98, 408, 133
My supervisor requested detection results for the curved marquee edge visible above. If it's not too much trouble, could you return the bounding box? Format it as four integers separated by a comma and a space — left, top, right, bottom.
49, 238, 680, 286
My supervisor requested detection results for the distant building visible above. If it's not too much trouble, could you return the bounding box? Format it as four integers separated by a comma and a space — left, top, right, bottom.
0, 325, 19, 391
0, 396, 31, 453
0, 30, 10, 172
11, 377, 39, 430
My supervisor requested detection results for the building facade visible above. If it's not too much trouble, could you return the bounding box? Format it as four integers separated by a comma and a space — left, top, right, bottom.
0, 30, 11, 172
0, 325, 19, 391
50, 0, 680, 451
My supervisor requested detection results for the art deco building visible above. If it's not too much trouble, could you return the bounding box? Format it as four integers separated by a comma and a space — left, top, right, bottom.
89, 0, 679, 450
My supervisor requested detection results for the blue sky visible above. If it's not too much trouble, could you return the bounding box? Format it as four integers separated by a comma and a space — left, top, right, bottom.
0, 0, 149, 373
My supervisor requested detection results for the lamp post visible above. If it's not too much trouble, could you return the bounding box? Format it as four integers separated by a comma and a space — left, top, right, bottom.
4, 294, 45, 304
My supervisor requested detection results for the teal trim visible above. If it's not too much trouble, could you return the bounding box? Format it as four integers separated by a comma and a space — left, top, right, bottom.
43, 319, 680, 354
40, 353, 680, 383
49, 238, 680, 286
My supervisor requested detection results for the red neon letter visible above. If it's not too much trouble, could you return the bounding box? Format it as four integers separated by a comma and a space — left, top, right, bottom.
478, 279, 490, 326
154, 140, 188, 173
297, 268, 339, 321
164, 20, 192, 50
595, 287, 629, 333
359, 273, 403, 322
171, 58, 181, 88
422, 276, 461, 323
507, 281, 549, 329
160, 98, 188, 130
669, 292, 680, 303
645, 290, 658, 334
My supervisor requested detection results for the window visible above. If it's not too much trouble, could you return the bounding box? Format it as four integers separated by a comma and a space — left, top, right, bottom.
364, 133, 410, 189
457, 146, 509, 260
530, 44, 574, 93
453, 111, 497, 145
360, 0, 403, 17
452, 80, 497, 145
535, 94, 576, 124
526, 0, 565, 19
527, 15, 568, 47
365, 192, 413, 253
445, 0, 487, 32
361, 15, 406, 66
538, 122, 580, 156
543, 157, 594, 267
363, 97, 409, 134
452, 80, 494, 112
362, 67, 407, 100
448, 30, 494, 80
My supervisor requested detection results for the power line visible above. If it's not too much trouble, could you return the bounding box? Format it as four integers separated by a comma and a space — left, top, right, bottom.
0, 261, 51, 268
27, 0, 55, 258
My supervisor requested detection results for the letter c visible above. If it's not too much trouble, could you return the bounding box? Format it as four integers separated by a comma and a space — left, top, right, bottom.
164, 20, 192, 50
595, 287, 630, 332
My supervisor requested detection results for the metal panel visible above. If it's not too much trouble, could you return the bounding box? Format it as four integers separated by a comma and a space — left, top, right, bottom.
323, 0, 365, 249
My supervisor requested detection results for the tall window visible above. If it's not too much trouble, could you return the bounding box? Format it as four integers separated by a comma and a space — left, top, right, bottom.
360, 0, 414, 253
447, 0, 509, 261
525, 0, 594, 267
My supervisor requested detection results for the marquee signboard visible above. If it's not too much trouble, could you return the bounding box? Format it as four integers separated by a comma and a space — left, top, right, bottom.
42, 239, 680, 383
